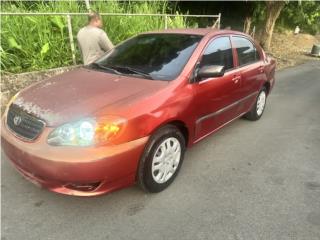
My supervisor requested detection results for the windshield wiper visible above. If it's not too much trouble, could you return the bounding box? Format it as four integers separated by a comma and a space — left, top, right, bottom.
109, 65, 154, 80
90, 63, 121, 75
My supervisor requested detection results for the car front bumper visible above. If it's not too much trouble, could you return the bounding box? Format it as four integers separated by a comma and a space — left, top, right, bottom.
1, 119, 148, 196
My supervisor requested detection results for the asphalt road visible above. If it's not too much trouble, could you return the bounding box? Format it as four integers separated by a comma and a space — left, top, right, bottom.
1, 61, 320, 240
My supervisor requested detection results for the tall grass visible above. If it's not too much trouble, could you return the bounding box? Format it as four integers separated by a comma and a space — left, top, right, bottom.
1, 1, 190, 74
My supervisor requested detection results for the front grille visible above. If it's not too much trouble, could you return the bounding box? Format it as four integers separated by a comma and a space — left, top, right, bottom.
6, 104, 45, 141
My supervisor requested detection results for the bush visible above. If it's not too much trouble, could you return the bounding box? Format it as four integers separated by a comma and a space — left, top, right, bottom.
1, 0, 190, 73
277, 1, 320, 35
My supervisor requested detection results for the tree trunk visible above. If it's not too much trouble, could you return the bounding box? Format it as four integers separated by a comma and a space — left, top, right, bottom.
244, 16, 252, 34
260, 1, 286, 51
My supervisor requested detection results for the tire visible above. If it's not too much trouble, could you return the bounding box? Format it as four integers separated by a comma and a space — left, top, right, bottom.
137, 125, 186, 193
244, 87, 267, 121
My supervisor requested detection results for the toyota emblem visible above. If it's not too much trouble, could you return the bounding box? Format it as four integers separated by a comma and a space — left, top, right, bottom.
13, 115, 22, 126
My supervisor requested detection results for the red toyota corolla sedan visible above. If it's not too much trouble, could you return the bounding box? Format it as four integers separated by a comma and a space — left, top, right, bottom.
1, 29, 276, 196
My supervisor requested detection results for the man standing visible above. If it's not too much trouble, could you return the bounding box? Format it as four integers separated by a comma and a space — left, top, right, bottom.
77, 12, 114, 65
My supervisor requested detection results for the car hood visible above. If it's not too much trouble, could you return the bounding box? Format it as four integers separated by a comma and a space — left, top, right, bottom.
12, 68, 168, 126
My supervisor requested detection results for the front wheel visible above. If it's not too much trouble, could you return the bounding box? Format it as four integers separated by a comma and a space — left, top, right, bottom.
244, 87, 267, 121
137, 125, 186, 193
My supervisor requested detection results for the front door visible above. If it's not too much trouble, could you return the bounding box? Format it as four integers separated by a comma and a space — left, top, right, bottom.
193, 36, 242, 141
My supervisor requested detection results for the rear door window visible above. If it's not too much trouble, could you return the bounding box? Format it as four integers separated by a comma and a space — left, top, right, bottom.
232, 36, 260, 66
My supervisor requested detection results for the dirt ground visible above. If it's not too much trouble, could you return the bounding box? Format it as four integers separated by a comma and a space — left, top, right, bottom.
267, 31, 320, 69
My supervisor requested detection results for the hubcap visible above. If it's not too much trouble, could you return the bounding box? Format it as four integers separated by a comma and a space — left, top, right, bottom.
256, 91, 266, 116
151, 137, 181, 184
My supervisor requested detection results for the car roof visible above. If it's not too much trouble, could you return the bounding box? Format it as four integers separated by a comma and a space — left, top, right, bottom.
145, 28, 244, 37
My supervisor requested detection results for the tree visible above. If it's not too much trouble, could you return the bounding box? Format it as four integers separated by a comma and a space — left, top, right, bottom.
243, 1, 255, 34
278, 1, 320, 35
260, 1, 286, 51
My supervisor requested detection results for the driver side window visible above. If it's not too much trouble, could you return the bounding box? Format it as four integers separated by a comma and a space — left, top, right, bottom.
200, 37, 234, 70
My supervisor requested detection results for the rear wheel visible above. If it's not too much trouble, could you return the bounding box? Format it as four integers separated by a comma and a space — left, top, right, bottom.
244, 87, 267, 121
137, 125, 185, 193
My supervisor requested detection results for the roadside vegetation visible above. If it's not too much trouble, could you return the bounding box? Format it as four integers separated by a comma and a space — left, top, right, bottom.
1, 0, 319, 74
242, 1, 320, 50
1, 1, 188, 73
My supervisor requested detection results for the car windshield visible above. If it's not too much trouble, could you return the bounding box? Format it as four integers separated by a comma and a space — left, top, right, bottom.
92, 33, 203, 81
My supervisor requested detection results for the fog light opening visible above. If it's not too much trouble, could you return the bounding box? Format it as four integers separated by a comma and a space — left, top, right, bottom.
64, 182, 101, 192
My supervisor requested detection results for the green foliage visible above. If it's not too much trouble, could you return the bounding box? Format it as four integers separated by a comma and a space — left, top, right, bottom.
1, 1, 82, 73
0, 0, 189, 73
251, 2, 267, 27
277, 1, 320, 35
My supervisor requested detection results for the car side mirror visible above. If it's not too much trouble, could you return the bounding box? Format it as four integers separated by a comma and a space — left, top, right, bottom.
196, 65, 225, 81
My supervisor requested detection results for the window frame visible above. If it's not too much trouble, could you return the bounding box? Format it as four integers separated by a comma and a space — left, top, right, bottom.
231, 35, 262, 68
190, 35, 236, 83
198, 36, 235, 71
199, 35, 236, 72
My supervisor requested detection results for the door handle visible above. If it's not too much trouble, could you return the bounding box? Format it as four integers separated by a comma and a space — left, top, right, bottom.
258, 66, 264, 73
232, 76, 241, 84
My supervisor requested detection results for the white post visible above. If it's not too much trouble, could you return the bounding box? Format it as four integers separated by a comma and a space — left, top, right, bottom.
67, 14, 76, 65
84, 0, 91, 12
218, 13, 221, 29
252, 26, 256, 39
164, 14, 168, 29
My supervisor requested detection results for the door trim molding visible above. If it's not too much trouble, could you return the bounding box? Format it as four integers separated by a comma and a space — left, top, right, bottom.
194, 111, 247, 144
196, 91, 258, 124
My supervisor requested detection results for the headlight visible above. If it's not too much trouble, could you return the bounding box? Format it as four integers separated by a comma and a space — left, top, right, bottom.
47, 116, 126, 146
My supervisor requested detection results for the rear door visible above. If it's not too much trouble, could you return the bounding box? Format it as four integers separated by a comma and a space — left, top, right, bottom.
193, 36, 243, 141
231, 36, 268, 112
